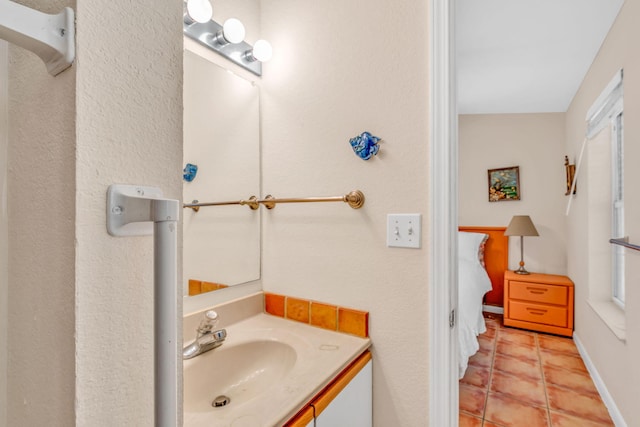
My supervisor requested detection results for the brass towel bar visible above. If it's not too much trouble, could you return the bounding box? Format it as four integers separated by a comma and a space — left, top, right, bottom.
183, 190, 365, 212
609, 237, 640, 252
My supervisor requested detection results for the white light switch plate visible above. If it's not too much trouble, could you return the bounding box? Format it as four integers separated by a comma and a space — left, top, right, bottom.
387, 214, 421, 248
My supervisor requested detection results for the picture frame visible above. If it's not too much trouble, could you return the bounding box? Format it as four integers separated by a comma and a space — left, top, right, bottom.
488, 166, 520, 202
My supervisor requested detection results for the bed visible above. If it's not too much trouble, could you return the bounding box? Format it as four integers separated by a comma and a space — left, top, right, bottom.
457, 226, 508, 378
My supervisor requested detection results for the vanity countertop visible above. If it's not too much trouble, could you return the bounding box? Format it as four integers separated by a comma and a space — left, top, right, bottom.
183, 312, 371, 427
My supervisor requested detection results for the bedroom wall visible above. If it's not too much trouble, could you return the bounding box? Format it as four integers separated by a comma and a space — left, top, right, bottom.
459, 113, 568, 275
259, 1, 430, 425
564, 1, 640, 423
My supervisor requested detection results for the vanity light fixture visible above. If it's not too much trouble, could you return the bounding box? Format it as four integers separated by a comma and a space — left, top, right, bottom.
245, 39, 273, 62
183, 6, 272, 76
184, 0, 213, 24
212, 18, 246, 45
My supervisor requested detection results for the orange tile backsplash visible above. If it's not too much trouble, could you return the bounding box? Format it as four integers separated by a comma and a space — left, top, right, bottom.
188, 279, 228, 296
286, 298, 310, 323
264, 292, 369, 338
265, 293, 285, 317
310, 302, 337, 331
338, 307, 369, 338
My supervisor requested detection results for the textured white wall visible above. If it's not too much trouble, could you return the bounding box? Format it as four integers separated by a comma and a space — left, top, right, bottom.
565, 1, 640, 423
7, 0, 76, 424
459, 113, 568, 275
74, 0, 183, 425
0, 39, 8, 426
259, 1, 430, 425
5, 0, 183, 425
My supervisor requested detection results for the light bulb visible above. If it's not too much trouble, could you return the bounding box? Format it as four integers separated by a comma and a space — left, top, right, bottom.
223, 18, 246, 44
252, 39, 273, 62
186, 0, 213, 24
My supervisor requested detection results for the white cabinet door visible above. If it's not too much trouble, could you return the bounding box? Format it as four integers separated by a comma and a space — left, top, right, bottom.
315, 360, 372, 426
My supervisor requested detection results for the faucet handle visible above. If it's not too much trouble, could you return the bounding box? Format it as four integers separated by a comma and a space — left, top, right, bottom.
197, 310, 219, 334
204, 310, 218, 321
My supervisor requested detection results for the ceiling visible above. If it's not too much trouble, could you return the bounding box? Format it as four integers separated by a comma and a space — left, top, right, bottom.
456, 0, 625, 114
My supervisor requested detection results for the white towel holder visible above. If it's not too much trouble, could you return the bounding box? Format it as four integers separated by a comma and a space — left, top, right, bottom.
0, 1, 75, 76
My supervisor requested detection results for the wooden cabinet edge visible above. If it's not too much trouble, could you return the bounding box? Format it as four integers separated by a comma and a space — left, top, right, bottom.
284, 350, 372, 426
284, 406, 314, 427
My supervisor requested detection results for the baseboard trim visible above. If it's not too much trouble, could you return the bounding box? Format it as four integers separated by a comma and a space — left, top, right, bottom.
482, 305, 504, 315
573, 333, 627, 427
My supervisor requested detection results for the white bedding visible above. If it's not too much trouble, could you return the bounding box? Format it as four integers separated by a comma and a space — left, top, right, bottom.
458, 232, 493, 378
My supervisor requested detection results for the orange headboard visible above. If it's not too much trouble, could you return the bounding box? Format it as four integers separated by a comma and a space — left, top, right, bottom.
459, 226, 508, 307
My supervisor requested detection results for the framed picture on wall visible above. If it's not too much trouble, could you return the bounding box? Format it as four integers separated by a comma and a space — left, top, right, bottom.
488, 166, 520, 202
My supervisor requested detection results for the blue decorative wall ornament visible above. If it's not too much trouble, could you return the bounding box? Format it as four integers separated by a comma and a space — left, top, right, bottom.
183, 163, 198, 182
349, 131, 381, 160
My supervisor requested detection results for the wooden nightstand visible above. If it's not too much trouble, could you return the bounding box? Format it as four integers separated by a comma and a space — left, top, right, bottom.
503, 271, 574, 336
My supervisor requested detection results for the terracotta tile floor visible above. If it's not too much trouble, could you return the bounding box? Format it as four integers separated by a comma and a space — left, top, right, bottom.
459, 314, 615, 427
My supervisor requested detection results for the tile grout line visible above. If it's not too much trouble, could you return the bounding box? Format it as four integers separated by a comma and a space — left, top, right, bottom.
482, 322, 498, 424
536, 332, 553, 427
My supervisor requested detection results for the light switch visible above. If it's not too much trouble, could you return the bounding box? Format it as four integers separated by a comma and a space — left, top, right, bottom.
387, 214, 421, 248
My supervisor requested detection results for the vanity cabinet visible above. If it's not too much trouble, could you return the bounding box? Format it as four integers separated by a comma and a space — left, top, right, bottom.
286, 351, 372, 427
503, 271, 574, 336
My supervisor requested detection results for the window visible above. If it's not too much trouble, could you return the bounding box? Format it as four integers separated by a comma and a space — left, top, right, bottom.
583, 70, 625, 338
611, 111, 625, 307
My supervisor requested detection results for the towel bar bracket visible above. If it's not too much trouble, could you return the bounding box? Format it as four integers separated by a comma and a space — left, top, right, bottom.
609, 237, 640, 252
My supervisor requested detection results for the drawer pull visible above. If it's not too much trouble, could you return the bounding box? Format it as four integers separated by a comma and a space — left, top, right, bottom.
526, 308, 548, 316
527, 287, 547, 294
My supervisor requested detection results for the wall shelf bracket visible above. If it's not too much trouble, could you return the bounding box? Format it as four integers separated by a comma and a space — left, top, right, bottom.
0, 1, 75, 76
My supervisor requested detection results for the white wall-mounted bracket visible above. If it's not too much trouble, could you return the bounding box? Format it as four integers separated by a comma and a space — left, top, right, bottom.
0, 1, 75, 76
106, 184, 180, 427
107, 184, 179, 236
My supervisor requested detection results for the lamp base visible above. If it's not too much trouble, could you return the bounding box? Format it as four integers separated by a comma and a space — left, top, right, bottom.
514, 266, 530, 275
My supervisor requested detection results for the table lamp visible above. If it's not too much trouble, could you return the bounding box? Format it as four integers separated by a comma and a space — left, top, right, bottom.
504, 215, 539, 274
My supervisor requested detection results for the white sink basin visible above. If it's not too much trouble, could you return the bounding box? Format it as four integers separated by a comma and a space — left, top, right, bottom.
183, 313, 370, 427
183, 339, 296, 412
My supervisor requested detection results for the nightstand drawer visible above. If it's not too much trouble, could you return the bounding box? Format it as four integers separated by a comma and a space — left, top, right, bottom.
509, 281, 567, 305
509, 301, 568, 328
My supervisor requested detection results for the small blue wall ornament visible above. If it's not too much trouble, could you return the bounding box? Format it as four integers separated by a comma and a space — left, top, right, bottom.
349, 131, 381, 160
183, 163, 198, 182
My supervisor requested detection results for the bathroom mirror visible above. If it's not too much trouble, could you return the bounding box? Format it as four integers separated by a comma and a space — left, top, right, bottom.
182, 49, 261, 296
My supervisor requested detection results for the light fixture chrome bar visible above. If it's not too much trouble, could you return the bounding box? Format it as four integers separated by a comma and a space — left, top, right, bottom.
183, 18, 262, 76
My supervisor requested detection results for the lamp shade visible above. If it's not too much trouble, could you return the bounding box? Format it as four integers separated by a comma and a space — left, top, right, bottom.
504, 215, 539, 237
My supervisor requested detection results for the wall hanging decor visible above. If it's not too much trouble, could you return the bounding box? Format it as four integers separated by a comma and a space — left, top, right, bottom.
488, 166, 520, 202
183, 163, 198, 182
349, 131, 381, 160
564, 155, 577, 195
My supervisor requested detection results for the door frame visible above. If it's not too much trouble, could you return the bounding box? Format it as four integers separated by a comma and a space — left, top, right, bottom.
428, 0, 458, 425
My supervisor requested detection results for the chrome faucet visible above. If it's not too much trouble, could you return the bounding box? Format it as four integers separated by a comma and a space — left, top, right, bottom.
183, 310, 227, 360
